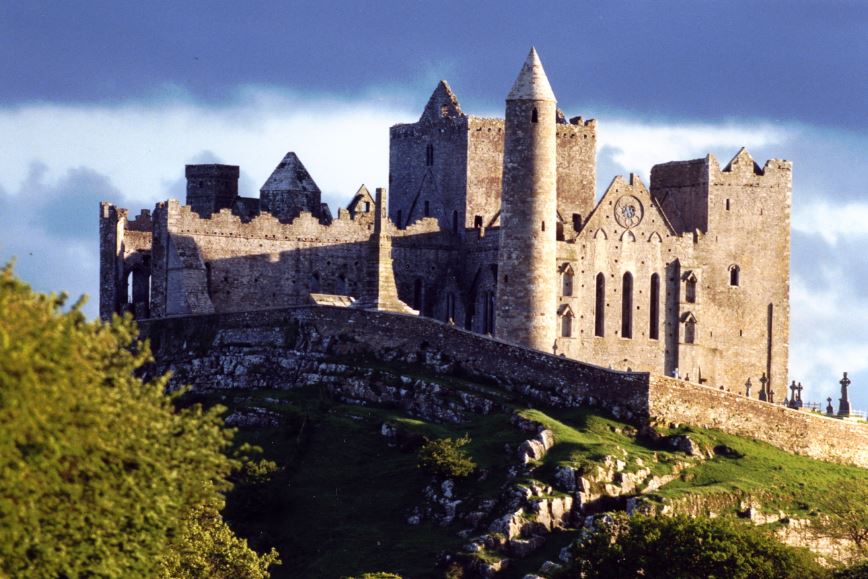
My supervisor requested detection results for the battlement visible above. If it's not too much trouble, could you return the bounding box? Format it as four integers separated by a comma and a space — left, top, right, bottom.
165, 199, 374, 242
126, 209, 152, 232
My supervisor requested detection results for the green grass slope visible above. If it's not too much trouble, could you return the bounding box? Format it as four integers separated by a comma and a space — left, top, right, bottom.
183, 384, 867, 578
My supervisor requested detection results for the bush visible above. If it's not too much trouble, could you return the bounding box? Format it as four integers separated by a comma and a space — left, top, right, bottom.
0, 265, 279, 577
570, 513, 826, 579
417, 435, 477, 478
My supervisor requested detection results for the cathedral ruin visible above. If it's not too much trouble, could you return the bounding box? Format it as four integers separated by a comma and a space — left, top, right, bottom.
99, 49, 792, 400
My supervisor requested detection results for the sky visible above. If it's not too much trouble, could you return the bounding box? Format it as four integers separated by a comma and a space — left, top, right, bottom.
1, 0, 867, 409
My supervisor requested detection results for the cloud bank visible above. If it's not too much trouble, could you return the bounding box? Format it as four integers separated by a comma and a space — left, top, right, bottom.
1, 88, 866, 409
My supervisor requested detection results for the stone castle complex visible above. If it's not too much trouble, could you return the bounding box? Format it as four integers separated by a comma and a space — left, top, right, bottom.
100, 49, 792, 401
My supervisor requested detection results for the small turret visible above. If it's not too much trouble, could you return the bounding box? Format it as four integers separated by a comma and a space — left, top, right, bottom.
495, 48, 559, 351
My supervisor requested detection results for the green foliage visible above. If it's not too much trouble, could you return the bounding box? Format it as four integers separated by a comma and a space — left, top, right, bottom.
570, 513, 826, 579
813, 486, 868, 556
0, 265, 278, 577
417, 435, 477, 478
834, 560, 868, 578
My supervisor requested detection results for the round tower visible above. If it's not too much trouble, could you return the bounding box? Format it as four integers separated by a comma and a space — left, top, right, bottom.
495, 47, 558, 351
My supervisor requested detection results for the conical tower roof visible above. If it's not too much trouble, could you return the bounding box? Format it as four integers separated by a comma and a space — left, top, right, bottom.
507, 47, 556, 102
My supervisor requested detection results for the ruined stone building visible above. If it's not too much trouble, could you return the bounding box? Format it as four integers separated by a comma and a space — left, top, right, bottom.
100, 48, 792, 399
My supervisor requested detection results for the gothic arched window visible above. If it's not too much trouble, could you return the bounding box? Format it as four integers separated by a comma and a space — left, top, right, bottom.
426, 143, 434, 166
621, 272, 633, 339
595, 273, 605, 337
649, 273, 660, 340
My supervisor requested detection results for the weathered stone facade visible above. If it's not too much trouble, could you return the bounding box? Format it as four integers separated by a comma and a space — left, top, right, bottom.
99, 48, 792, 399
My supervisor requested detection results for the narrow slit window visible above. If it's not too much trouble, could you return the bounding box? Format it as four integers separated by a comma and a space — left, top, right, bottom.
562, 268, 574, 297
621, 272, 633, 339
425, 143, 434, 166
649, 273, 660, 340
424, 200, 430, 217
531, 108, 539, 123
729, 265, 740, 286
561, 314, 572, 338
595, 273, 605, 337
474, 215, 483, 228
452, 210, 459, 233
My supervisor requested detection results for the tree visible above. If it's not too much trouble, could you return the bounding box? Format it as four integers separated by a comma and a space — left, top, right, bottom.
569, 513, 826, 579
0, 265, 278, 577
814, 486, 868, 557
417, 435, 477, 478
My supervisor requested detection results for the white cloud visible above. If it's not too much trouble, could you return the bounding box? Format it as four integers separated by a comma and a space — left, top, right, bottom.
0, 88, 417, 210
597, 118, 792, 182
793, 201, 868, 245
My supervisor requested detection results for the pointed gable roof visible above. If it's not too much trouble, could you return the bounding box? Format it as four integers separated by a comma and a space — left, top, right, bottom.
507, 47, 556, 102
347, 184, 376, 217
420, 80, 465, 123
723, 147, 762, 175
260, 152, 320, 194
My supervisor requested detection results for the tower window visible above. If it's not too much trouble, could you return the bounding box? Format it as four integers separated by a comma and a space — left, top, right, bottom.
541, 221, 546, 232
562, 267, 574, 297
729, 265, 740, 286
685, 318, 696, 344
595, 273, 605, 337
686, 276, 697, 303
531, 108, 539, 123
621, 272, 633, 339
364, 201, 371, 213
561, 314, 573, 338
474, 215, 483, 228
572, 213, 582, 231
440, 104, 450, 118
726, 198, 731, 211
649, 273, 660, 340
424, 201, 430, 217
426, 143, 434, 166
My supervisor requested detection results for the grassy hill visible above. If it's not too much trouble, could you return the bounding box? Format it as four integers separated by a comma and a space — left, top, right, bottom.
182, 378, 867, 578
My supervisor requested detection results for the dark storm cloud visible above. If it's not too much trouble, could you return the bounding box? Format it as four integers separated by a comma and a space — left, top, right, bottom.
2, 1, 866, 130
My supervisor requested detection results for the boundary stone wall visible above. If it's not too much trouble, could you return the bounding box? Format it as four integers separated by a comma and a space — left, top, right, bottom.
139, 306, 868, 468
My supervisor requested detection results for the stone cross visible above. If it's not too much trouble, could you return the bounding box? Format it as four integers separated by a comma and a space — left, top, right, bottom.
744, 378, 752, 398
796, 382, 804, 408
789, 380, 798, 408
838, 372, 852, 417
758, 373, 768, 402
826, 396, 834, 415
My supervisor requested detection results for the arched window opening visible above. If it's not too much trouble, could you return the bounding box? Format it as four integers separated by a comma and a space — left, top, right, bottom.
125, 271, 133, 306
310, 273, 321, 293
595, 273, 605, 337
531, 108, 539, 123
452, 210, 459, 233
572, 213, 582, 231
685, 275, 697, 303
621, 272, 633, 339
685, 318, 696, 344
474, 215, 483, 229
413, 279, 423, 310
562, 267, 574, 297
424, 200, 430, 217
481, 291, 495, 334
426, 143, 434, 166
729, 265, 740, 286
440, 104, 450, 118
336, 274, 348, 295
649, 273, 660, 340
561, 314, 573, 338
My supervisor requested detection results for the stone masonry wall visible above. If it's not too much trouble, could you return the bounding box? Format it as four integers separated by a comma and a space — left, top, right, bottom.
648, 374, 868, 467
139, 306, 867, 468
